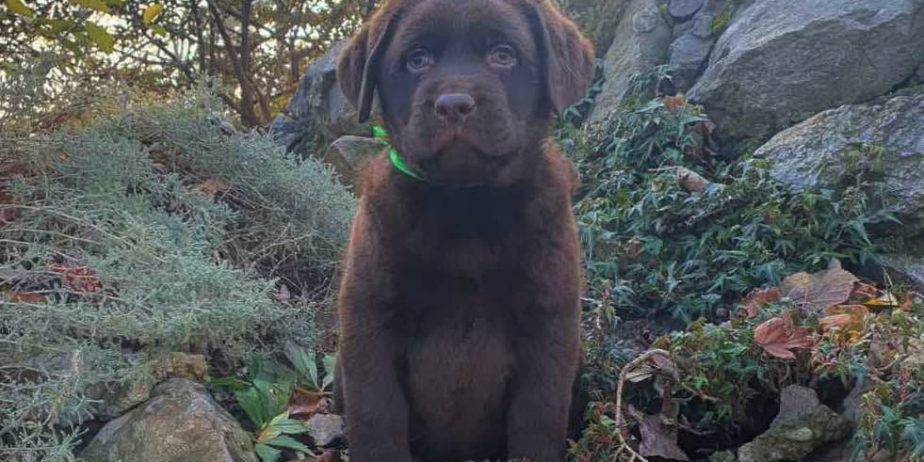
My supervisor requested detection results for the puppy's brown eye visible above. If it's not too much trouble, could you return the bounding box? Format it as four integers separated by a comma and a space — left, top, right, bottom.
488, 44, 517, 68
406, 48, 433, 73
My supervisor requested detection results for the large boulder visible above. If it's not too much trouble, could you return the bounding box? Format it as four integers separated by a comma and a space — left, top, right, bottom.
754, 92, 924, 235
688, 0, 924, 147
81, 379, 257, 462
270, 41, 369, 157
667, 0, 726, 92
589, 0, 673, 123
737, 385, 852, 462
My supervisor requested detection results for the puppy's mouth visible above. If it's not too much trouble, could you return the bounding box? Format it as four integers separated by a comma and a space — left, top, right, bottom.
414, 138, 508, 187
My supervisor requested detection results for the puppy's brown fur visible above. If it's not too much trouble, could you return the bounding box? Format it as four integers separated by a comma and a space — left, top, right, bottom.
333, 1, 594, 461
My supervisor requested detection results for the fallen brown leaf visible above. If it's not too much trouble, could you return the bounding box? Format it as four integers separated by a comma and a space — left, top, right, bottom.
740, 287, 782, 317
195, 178, 228, 196
288, 388, 328, 418
627, 406, 689, 461
782, 259, 858, 313
7, 291, 47, 303
754, 313, 813, 360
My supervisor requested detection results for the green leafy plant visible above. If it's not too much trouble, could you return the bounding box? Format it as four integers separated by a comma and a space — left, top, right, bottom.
0, 84, 351, 460
212, 356, 313, 462
566, 94, 881, 325
285, 342, 336, 393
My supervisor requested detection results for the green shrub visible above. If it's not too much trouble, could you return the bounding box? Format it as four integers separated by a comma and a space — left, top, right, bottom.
0, 86, 354, 460
566, 96, 881, 324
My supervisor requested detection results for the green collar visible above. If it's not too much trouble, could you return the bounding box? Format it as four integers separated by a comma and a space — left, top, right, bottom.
372, 125, 425, 181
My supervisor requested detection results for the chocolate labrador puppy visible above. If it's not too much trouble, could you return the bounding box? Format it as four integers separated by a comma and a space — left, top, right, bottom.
333, 1, 594, 460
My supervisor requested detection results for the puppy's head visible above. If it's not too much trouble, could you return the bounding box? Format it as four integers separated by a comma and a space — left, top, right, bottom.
338, 0, 594, 187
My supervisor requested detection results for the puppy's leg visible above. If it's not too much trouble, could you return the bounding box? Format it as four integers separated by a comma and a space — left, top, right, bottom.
339, 317, 412, 461
337, 206, 414, 462
506, 272, 581, 462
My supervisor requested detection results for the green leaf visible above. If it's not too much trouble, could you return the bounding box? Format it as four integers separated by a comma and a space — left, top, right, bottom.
84, 21, 115, 52
257, 425, 282, 444
234, 387, 267, 427
321, 353, 336, 390
71, 0, 110, 13
150, 24, 167, 36
272, 417, 308, 435
208, 377, 250, 391
254, 444, 281, 462
266, 435, 312, 453
286, 343, 318, 389
46, 18, 77, 33
142, 3, 163, 25
5, 0, 35, 17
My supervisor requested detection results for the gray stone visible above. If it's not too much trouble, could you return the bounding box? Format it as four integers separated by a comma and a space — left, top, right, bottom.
875, 253, 924, 293
322, 136, 387, 187
753, 92, 924, 235
709, 450, 736, 462
772, 385, 822, 428
840, 379, 876, 425
915, 62, 924, 84
688, 0, 924, 146
668, 33, 714, 92
271, 41, 370, 157
737, 404, 851, 462
589, 0, 673, 123
689, 10, 716, 38
81, 379, 257, 462
305, 414, 346, 448
669, 0, 705, 21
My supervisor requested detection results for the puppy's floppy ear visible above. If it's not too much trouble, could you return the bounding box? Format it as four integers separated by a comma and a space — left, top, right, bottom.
337, 6, 401, 123
527, 0, 596, 114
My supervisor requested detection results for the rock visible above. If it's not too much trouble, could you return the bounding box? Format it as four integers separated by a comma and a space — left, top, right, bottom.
709, 450, 736, 462
150, 351, 209, 381
737, 385, 851, 462
688, 0, 924, 147
668, 0, 704, 21
271, 41, 369, 157
915, 62, 924, 84
589, 0, 672, 123
668, 33, 713, 92
305, 414, 346, 448
875, 253, 924, 293
753, 92, 924, 235
81, 379, 257, 462
772, 385, 821, 427
322, 136, 387, 186
839, 378, 875, 425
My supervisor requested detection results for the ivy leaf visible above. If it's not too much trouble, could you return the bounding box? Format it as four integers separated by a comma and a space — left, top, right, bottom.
5, 0, 35, 17
84, 21, 115, 52
71, 0, 110, 13
142, 3, 163, 25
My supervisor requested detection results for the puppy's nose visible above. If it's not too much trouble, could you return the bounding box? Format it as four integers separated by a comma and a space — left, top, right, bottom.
434, 93, 476, 122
